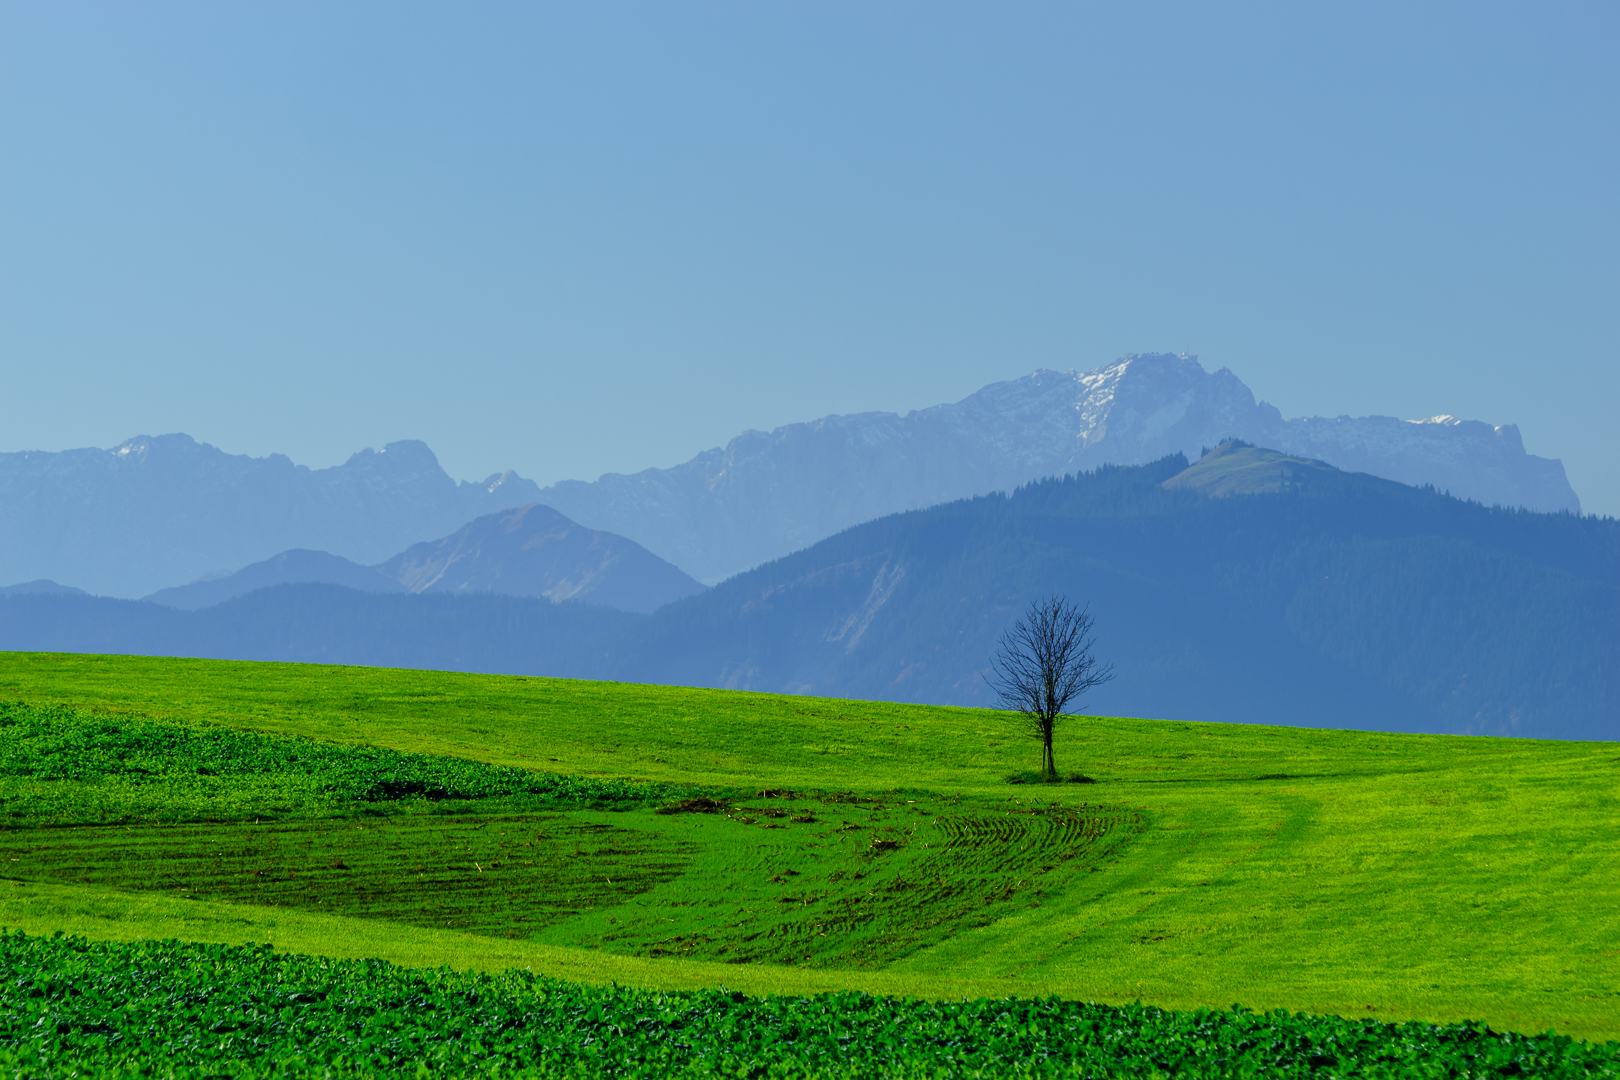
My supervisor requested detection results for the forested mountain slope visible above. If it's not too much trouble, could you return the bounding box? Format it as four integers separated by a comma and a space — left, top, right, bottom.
608, 444, 1616, 739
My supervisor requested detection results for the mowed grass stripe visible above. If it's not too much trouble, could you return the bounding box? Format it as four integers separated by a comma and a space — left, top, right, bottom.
1, 651, 1617, 1041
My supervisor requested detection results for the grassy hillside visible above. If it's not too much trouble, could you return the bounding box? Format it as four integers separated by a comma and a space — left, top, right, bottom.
1, 651, 1617, 1045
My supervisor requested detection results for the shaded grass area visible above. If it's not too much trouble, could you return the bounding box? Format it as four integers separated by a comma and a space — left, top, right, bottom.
1, 652, 1618, 1041
0, 877, 1056, 1000
0, 793, 1138, 970
6, 931, 1616, 1079
0, 814, 693, 939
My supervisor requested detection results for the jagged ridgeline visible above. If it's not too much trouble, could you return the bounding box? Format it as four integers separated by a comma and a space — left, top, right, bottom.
0, 701, 696, 825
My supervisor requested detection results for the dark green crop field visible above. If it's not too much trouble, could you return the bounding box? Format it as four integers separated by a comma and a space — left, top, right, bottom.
6, 932, 1616, 1078
1, 650, 1617, 1075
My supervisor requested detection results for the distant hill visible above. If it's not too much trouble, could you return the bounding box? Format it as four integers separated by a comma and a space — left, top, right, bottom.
538, 353, 1581, 583
145, 550, 404, 611
0, 585, 631, 677
376, 503, 704, 613
0, 579, 88, 598
144, 505, 704, 615
0, 435, 544, 598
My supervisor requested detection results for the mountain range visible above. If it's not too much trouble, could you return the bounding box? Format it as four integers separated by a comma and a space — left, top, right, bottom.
4, 443, 1613, 741
540, 354, 1581, 582
0, 436, 545, 597
0, 354, 1582, 597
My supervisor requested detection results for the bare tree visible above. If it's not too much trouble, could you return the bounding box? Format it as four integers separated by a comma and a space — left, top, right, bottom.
988, 596, 1114, 781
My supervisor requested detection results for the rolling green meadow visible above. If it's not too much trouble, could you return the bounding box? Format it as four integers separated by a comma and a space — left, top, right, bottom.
1, 650, 1617, 1075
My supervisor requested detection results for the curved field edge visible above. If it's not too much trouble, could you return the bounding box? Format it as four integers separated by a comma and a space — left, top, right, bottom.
3, 931, 1616, 1080
1, 651, 1618, 1042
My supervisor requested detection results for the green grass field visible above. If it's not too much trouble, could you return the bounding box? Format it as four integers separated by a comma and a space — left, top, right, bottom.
2, 650, 1617, 1049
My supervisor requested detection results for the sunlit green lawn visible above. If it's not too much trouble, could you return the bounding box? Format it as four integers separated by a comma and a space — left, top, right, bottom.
2, 651, 1616, 1040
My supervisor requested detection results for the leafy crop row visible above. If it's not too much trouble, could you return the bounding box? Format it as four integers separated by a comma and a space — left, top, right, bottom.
0, 701, 697, 825
3, 931, 1614, 1078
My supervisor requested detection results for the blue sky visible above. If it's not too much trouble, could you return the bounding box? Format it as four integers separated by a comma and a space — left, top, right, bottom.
2, 2, 1616, 513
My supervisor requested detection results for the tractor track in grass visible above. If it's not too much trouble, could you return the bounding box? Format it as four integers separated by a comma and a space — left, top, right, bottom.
603, 795, 1143, 968
0, 813, 696, 937
0, 783, 1143, 971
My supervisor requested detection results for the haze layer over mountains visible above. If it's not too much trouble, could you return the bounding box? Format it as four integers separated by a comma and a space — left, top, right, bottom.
4, 443, 1612, 741
3, 352, 1609, 740
0, 354, 1580, 598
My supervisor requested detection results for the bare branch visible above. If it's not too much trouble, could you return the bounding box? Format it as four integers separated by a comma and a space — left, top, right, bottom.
987, 596, 1114, 780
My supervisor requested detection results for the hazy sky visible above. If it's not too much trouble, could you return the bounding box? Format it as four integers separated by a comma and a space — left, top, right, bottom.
3, 3, 1616, 513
